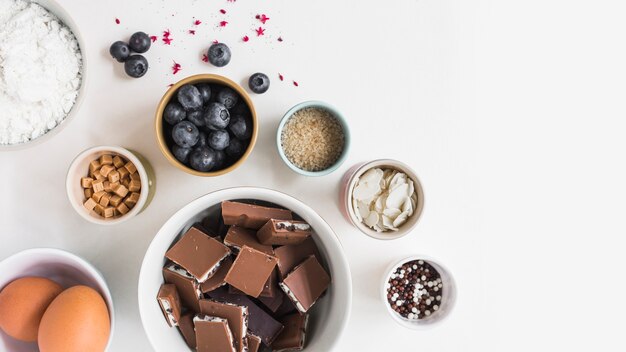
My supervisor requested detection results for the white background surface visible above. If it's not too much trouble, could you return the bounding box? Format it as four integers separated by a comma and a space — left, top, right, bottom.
1, 0, 625, 351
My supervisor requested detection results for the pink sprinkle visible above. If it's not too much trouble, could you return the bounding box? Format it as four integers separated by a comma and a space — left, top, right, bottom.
277, 36, 283, 42
202, 54, 209, 62
293, 81, 299, 87
258, 14, 270, 24
220, 9, 226, 14
255, 27, 265, 36
278, 73, 284, 81
150, 35, 158, 43
219, 21, 228, 27
172, 61, 182, 75
188, 29, 196, 35
194, 19, 202, 25
242, 35, 249, 42
115, 18, 120, 24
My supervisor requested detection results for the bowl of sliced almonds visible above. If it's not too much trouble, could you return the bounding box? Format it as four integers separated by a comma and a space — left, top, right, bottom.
340, 159, 424, 240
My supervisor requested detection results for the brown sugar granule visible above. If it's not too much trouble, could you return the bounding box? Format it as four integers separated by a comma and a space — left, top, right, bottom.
280, 108, 345, 172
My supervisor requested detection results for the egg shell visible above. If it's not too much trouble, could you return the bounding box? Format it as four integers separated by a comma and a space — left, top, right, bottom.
0, 277, 63, 342
38, 285, 110, 352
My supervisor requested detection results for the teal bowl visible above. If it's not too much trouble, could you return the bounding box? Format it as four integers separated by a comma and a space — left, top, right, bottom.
276, 101, 351, 177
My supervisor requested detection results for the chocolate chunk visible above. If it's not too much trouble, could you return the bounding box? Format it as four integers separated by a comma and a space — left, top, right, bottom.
225, 246, 278, 297
222, 201, 292, 229
207, 287, 284, 346
201, 257, 234, 293
157, 284, 182, 327
258, 285, 284, 313
247, 334, 262, 352
199, 299, 248, 352
163, 264, 202, 312
177, 313, 197, 349
274, 296, 298, 317
224, 226, 274, 255
274, 237, 321, 278
256, 219, 311, 245
271, 313, 309, 351
190, 222, 219, 237
279, 256, 331, 313
166, 227, 231, 282
194, 315, 237, 352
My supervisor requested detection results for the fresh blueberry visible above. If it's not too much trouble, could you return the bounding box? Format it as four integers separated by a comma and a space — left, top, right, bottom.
230, 102, 250, 117
172, 145, 192, 164
163, 102, 186, 125
208, 130, 230, 151
225, 137, 245, 158
129, 32, 151, 53
216, 88, 239, 109
204, 103, 230, 131
196, 131, 208, 148
187, 109, 204, 127
189, 147, 217, 172
109, 41, 130, 62
172, 121, 200, 148
124, 55, 149, 78
196, 84, 212, 104
177, 84, 203, 111
248, 72, 270, 94
228, 115, 252, 140
214, 150, 227, 169
207, 43, 231, 67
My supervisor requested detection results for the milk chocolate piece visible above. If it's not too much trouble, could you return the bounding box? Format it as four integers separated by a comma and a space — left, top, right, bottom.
199, 299, 249, 352
274, 237, 322, 278
208, 287, 284, 346
279, 256, 331, 313
194, 315, 237, 352
163, 264, 202, 312
178, 313, 197, 349
272, 313, 309, 351
201, 257, 233, 293
157, 284, 182, 327
225, 246, 278, 297
229, 268, 278, 298
224, 226, 274, 255
166, 227, 231, 282
257, 219, 312, 246
222, 201, 293, 229
258, 284, 284, 313
247, 334, 262, 352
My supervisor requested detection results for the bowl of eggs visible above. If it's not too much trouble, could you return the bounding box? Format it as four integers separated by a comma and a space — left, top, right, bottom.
0, 248, 114, 352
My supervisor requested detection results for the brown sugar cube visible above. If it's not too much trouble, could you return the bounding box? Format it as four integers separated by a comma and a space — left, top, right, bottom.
83, 198, 97, 211
103, 206, 115, 218
110, 182, 120, 190
110, 195, 122, 207
118, 167, 130, 180
89, 160, 101, 174
94, 204, 104, 216
103, 181, 112, 193
100, 154, 113, 165
100, 164, 114, 177
108, 170, 120, 183
91, 191, 106, 203
122, 178, 130, 187
114, 184, 129, 198
124, 192, 140, 208
92, 179, 105, 193
84, 188, 93, 199
124, 161, 137, 174
99, 193, 111, 207
117, 203, 129, 215
113, 155, 125, 168
80, 177, 93, 189
92, 170, 105, 180
128, 179, 141, 192
129, 172, 141, 181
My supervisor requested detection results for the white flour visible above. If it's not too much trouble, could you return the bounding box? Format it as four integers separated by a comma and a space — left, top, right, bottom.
0, 0, 82, 145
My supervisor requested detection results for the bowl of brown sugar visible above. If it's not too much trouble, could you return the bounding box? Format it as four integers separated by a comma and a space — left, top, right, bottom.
276, 101, 350, 176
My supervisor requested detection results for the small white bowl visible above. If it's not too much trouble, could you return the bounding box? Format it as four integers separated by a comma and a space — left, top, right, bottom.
138, 187, 352, 352
340, 159, 425, 240
66, 146, 153, 225
380, 255, 456, 329
0, 248, 115, 352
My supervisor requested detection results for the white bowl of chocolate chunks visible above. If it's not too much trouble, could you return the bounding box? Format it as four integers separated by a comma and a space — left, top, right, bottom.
138, 187, 352, 352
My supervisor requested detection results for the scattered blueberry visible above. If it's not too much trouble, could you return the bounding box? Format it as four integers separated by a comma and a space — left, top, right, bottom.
129, 32, 151, 53
109, 41, 130, 62
196, 84, 212, 104
189, 147, 218, 172
216, 88, 239, 109
163, 102, 186, 125
177, 84, 203, 111
208, 130, 230, 150
172, 145, 192, 164
187, 109, 205, 127
248, 73, 270, 94
204, 103, 230, 130
229, 115, 252, 140
207, 43, 231, 67
225, 137, 245, 158
172, 121, 200, 148
124, 55, 149, 78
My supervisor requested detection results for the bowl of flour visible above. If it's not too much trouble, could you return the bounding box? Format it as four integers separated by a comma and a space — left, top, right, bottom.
0, 0, 84, 149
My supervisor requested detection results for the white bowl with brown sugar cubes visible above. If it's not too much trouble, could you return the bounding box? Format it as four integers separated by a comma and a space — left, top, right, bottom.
276, 101, 350, 177
66, 146, 154, 225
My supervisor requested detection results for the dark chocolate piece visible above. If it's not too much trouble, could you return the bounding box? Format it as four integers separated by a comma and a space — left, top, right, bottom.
208, 287, 284, 346
201, 257, 234, 293
225, 245, 278, 298
274, 237, 321, 278
271, 313, 309, 351
166, 227, 231, 282
194, 315, 237, 352
157, 283, 182, 327
191, 222, 219, 237
279, 256, 331, 313
274, 296, 297, 317
247, 334, 262, 352
256, 219, 311, 245
199, 299, 248, 352
222, 201, 292, 229
258, 286, 284, 313
177, 313, 197, 349
163, 264, 202, 312
224, 226, 274, 255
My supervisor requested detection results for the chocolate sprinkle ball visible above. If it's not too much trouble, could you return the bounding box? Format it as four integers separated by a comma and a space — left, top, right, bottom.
385, 260, 443, 320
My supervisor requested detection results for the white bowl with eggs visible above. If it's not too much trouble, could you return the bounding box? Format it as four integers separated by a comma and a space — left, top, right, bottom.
0, 248, 114, 352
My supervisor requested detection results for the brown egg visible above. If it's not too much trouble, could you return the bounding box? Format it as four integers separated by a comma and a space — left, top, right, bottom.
0, 277, 63, 342
38, 285, 111, 352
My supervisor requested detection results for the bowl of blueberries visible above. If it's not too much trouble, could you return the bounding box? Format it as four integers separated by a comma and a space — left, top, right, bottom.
155, 74, 258, 176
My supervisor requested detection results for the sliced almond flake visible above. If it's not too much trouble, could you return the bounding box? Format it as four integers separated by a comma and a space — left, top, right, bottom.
383, 208, 402, 220
353, 182, 381, 201
360, 168, 384, 185
382, 215, 399, 231
389, 172, 407, 190
357, 201, 371, 220
393, 211, 410, 228
410, 195, 417, 213
408, 180, 415, 197
353, 198, 363, 222
386, 183, 409, 209
402, 198, 413, 217
374, 194, 387, 213
364, 212, 379, 228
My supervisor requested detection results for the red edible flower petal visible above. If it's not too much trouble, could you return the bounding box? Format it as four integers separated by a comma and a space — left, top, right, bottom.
219, 21, 228, 27
255, 14, 260, 19
202, 54, 209, 62
278, 73, 284, 81
172, 61, 182, 75
277, 36, 283, 42
258, 14, 270, 24
163, 29, 171, 37
242, 35, 249, 42
213, 40, 219, 44
293, 81, 299, 87
188, 30, 196, 35
255, 27, 265, 36
194, 19, 202, 25
220, 9, 226, 14
162, 29, 172, 45
150, 35, 158, 43
115, 18, 120, 24
163, 37, 173, 45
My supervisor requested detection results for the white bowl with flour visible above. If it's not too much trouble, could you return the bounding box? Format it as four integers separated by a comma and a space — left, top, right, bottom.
0, 0, 85, 150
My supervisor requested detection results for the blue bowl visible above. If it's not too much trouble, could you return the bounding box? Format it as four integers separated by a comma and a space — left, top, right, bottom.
276, 101, 351, 177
